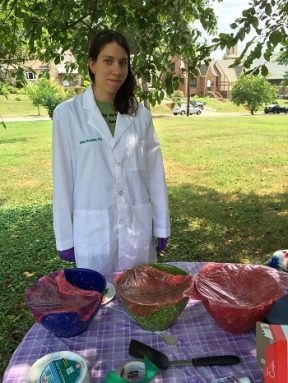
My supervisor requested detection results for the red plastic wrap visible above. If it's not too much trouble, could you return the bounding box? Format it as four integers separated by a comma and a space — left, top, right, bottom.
115, 264, 194, 316
25, 270, 103, 322
192, 263, 288, 334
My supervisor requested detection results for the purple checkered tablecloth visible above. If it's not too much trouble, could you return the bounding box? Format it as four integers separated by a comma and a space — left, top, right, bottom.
3, 262, 264, 382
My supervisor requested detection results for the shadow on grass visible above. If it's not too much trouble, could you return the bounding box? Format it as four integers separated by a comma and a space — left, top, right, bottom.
0, 138, 28, 145
0, 203, 73, 378
1, 187, 288, 376
162, 184, 288, 264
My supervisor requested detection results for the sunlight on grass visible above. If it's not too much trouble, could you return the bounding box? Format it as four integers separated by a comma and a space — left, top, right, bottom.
1, 115, 288, 377
0, 94, 48, 117
154, 115, 288, 266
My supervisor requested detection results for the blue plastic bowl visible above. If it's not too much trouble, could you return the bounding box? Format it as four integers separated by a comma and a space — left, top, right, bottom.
40, 268, 106, 338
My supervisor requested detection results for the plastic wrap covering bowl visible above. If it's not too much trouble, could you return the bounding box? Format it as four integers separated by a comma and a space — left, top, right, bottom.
116, 263, 193, 331
26, 268, 106, 338
192, 263, 288, 334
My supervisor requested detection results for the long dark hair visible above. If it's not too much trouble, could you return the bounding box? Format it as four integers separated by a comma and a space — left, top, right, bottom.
88, 29, 137, 115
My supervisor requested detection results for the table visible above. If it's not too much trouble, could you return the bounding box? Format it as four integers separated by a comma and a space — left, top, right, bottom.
3, 262, 264, 382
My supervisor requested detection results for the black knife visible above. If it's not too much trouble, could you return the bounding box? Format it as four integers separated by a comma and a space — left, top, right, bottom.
129, 339, 240, 370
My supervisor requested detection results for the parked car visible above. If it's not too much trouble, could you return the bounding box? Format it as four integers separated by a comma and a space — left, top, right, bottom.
172, 103, 202, 115
264, 104, 288, 114
191, 100, 204, 109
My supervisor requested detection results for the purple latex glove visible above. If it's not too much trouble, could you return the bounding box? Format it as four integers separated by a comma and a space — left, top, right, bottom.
156, 237, 168, 254
58, 247, 75, 262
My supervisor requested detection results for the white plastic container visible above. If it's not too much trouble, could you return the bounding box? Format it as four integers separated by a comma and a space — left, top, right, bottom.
27, 351, 90, 383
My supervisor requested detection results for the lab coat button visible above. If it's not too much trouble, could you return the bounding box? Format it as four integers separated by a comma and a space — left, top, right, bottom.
118, 190, 123, 196
119, 220, 123, 225
116, 161, 121, 166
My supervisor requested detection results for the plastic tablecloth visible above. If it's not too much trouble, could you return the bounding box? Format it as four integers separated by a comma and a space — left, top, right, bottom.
3, 262, 264, 382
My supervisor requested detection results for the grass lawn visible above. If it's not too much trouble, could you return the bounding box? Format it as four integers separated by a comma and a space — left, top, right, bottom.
1, 115, 288, 378
3, 92, 284, 117
0, 94, 48, 117
152, 97, 250, 114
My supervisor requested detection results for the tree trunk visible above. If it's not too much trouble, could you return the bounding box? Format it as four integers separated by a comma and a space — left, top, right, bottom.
141, 78, 150, 110
186, 71, 190, 116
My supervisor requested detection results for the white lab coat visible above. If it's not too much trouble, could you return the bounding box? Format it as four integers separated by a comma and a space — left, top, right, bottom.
52, 86, 170, 274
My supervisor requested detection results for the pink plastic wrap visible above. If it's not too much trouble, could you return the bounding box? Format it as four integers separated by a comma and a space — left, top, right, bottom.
115, 264, 194, 316
25, 270, 103, 322
192, 263, 288, 333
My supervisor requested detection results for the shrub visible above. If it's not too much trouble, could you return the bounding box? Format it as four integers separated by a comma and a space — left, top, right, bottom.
0, 83, 11, 99
25, 78, 69, 118
231, 75, 277, 115
170, 91, 183, 109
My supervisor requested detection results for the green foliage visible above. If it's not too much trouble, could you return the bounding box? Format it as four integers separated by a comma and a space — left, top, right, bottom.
281, 71, 288, 87
0, 0, 218, 106
170, 91, 183, 109
231, 75, 277, 114
214, 0, 288, 72
25, 78, 69, 118
277, 42, 288, 65
0, 83, 11, 99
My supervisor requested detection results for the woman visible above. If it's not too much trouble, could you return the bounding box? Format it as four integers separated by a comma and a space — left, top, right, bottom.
52, 30, 170, 274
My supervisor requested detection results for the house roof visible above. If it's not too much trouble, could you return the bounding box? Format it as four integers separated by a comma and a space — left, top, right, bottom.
24, 60, 48, 71
214, 59, 243, 83
199, 64, 209, 76
199, 63, 219, 77
251, 57, 288, 80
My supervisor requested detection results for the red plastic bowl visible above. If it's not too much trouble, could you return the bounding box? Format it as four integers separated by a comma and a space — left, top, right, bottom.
193, 263, 286, 334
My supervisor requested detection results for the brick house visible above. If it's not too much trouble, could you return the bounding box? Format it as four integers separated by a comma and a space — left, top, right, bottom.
171, 47, 243, 99
171, 46, 288, 99
1, 51, 81, 88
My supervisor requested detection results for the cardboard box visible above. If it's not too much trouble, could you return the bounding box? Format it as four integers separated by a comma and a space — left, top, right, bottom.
256, 322, 288, 382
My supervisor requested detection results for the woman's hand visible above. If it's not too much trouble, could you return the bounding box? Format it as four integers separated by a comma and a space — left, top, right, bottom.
156, 238, 168, 254
59, 247, 75, 262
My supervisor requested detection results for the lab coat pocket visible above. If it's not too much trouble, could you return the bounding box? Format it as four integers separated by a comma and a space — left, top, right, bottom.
129, 139, 146, 171
73, 209, 110, 256
129, 203, 152, 250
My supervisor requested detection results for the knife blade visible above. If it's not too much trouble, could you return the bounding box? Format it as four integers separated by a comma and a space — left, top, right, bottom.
129, 339, 240, 370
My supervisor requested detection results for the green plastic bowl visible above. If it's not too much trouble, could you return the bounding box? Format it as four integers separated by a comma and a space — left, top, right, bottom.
121, 263, 189, 331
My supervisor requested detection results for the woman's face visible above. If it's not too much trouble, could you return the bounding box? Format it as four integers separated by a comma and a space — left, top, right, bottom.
89, 41, 129, 102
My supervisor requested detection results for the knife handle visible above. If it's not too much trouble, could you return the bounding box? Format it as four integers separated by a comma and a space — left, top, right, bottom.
192, 355, 240, 366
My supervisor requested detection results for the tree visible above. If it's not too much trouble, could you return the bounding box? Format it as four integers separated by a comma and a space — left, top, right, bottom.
214, 0, 288, 75
0, 5, 30, 85
231, 75, 277, 115
25, 78, 73, 118
0, 0, 218, 105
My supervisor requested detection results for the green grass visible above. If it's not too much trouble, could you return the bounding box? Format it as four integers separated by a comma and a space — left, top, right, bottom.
151, 97, 249, 114
0, 94, 48, 117
1, 115, 288, 378
1, 92, 287, 118
151, 96, 288, 114
199, 96, 248, 112
155, 115, 288, 264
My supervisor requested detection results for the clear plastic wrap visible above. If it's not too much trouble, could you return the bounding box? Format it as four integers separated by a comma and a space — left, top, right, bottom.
192, 263, 288, 333
115, 264, 194, 317
25, 269, 103, 322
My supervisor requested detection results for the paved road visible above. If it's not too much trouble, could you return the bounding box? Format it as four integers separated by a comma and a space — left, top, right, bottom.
1, 115, 50, 122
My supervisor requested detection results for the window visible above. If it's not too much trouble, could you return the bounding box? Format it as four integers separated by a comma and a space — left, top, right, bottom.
190, 78, 197, 87
62, 79, 70, 87
170, 62, 176, 72
25, 72, 36, 80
